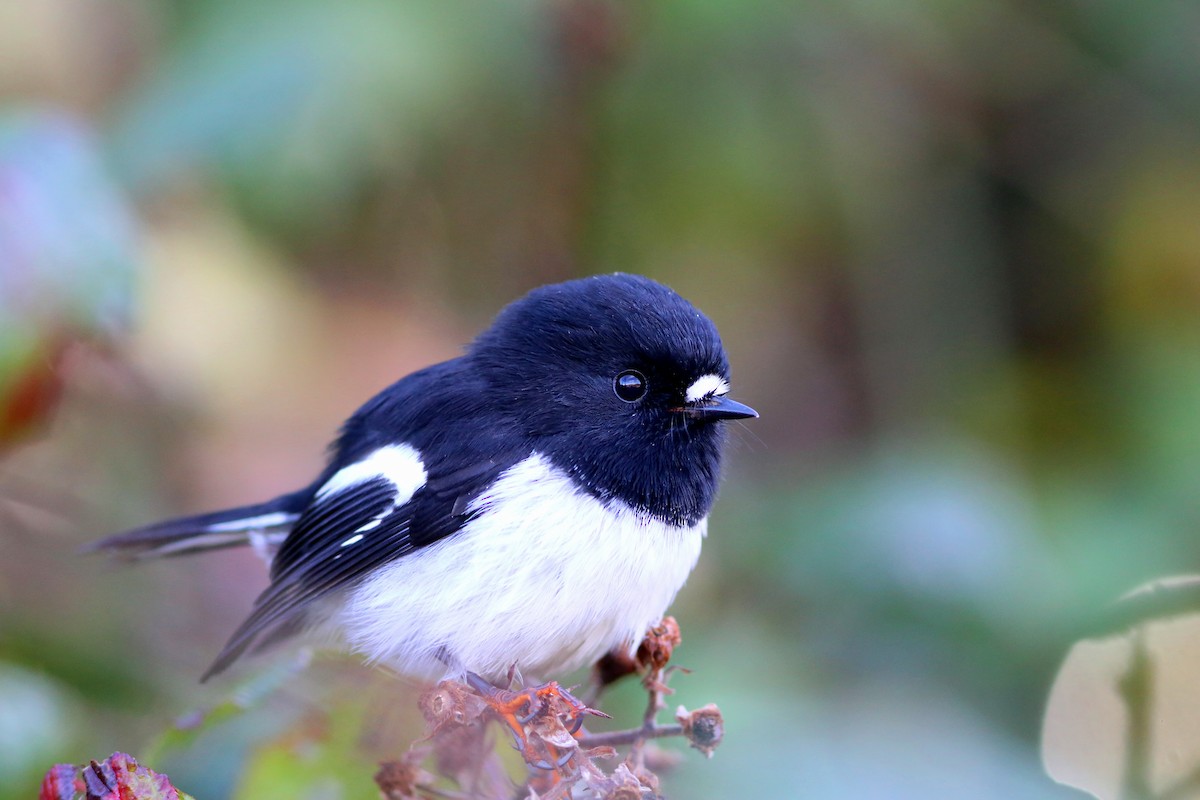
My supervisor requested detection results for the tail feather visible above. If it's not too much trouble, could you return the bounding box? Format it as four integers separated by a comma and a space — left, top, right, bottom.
86, 490, 309, 560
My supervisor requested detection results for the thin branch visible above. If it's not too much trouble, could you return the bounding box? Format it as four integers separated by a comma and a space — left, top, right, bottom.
578, 722, 685, 750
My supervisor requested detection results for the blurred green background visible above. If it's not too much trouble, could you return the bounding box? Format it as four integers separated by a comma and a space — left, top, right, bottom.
3, 1, 1200, 797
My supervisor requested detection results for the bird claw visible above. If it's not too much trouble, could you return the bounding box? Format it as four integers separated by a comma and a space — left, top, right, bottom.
531, 748, 574, 772
465, 673, 608, 780
515, 696, 544, 725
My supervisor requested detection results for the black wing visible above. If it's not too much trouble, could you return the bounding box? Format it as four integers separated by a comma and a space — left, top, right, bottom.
202, 356, 530, 679
201, 455, 513, 680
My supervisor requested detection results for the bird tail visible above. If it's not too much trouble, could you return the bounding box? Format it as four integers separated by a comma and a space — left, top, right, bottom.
84, 490, 308, 561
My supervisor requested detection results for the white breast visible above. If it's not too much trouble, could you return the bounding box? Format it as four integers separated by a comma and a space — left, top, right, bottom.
338, 453, 705, 680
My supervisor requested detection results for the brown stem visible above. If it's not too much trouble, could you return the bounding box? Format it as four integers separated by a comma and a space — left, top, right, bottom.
629, 666, 665, 765
579, 663, 685, 752
577, 723, 685, 749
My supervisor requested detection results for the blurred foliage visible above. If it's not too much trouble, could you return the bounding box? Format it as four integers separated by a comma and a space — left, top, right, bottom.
3, 0, 1200, 797
0, 111, 136, 443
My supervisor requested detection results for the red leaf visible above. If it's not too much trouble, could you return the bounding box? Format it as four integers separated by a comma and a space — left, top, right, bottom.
38, 764, 80, 800
0, 335, 69, 447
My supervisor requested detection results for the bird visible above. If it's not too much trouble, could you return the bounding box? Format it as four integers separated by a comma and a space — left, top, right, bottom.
90, 273, 757, 697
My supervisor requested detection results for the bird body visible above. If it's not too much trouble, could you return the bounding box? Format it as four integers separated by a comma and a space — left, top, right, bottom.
92, 274, 755, 683
342, 452, 704, 680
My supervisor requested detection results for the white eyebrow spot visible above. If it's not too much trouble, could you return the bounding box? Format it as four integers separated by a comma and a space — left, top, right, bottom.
685, 374, 730, 403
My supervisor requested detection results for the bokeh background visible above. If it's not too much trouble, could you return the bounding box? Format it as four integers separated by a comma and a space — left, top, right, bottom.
3, 1, 1200, 797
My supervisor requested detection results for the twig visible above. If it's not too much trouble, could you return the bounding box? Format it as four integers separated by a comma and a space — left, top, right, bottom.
577, 722, 685, 750
581, 663, 680, 754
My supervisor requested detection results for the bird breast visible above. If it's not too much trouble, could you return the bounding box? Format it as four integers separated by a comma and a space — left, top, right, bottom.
338, 453, 705, 681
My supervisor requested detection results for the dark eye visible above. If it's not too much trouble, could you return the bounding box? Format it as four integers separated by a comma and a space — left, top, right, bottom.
614, 370, 647, 402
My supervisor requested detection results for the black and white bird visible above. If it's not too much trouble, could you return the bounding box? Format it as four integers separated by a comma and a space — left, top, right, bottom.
92, 273, 756, 686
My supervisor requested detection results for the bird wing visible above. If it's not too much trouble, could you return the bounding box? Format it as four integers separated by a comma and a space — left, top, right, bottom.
202, 448, 515, 679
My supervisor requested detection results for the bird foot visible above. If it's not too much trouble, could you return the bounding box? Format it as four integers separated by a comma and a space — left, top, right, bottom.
465, 672, 610, 783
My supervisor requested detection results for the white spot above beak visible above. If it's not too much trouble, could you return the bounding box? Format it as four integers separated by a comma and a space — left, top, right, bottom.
685, 374, 730, 403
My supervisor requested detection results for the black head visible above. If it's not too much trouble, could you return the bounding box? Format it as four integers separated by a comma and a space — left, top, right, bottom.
470, 273, 756, 526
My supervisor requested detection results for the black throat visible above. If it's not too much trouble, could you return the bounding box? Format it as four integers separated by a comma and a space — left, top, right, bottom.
543, 421, 728, 528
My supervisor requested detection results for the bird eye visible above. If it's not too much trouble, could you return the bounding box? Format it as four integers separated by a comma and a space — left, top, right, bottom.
614, 370, 647, 402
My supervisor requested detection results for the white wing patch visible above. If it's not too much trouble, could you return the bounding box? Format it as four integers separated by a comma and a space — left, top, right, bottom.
317, 444, 427, 534
685, 373, 730, 403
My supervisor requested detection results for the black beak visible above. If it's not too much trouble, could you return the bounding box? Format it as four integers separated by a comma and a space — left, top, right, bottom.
677, 396, 759, 421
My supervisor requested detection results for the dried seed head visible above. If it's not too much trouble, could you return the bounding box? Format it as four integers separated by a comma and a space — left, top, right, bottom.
418, 680, 484, 731
594, 648, 641, 688
373, 757, 432, 800
637, 617, 682, 673
628, 760, 661, 794
600, 763, 655, 800
676, 704, 724, 758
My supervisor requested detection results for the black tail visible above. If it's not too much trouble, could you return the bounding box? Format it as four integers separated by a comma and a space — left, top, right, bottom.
85, 490, 309, 560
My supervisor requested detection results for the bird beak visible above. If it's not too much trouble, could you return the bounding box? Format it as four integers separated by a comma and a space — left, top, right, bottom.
677, 396, 759, 421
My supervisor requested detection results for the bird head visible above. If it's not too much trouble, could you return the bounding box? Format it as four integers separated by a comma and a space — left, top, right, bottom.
470, 273, 756, 525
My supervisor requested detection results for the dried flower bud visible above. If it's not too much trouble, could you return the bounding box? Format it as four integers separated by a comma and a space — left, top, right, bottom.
418, 680, 485, 731
637, 617, 682, 673
594, 648, 641, 688
594, 618, 684, 692
600, 763, 655, 800
604, 783, 646, 799
675, 704, 724, 758
374, 758, 432, 800
628, 761, 661, 794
